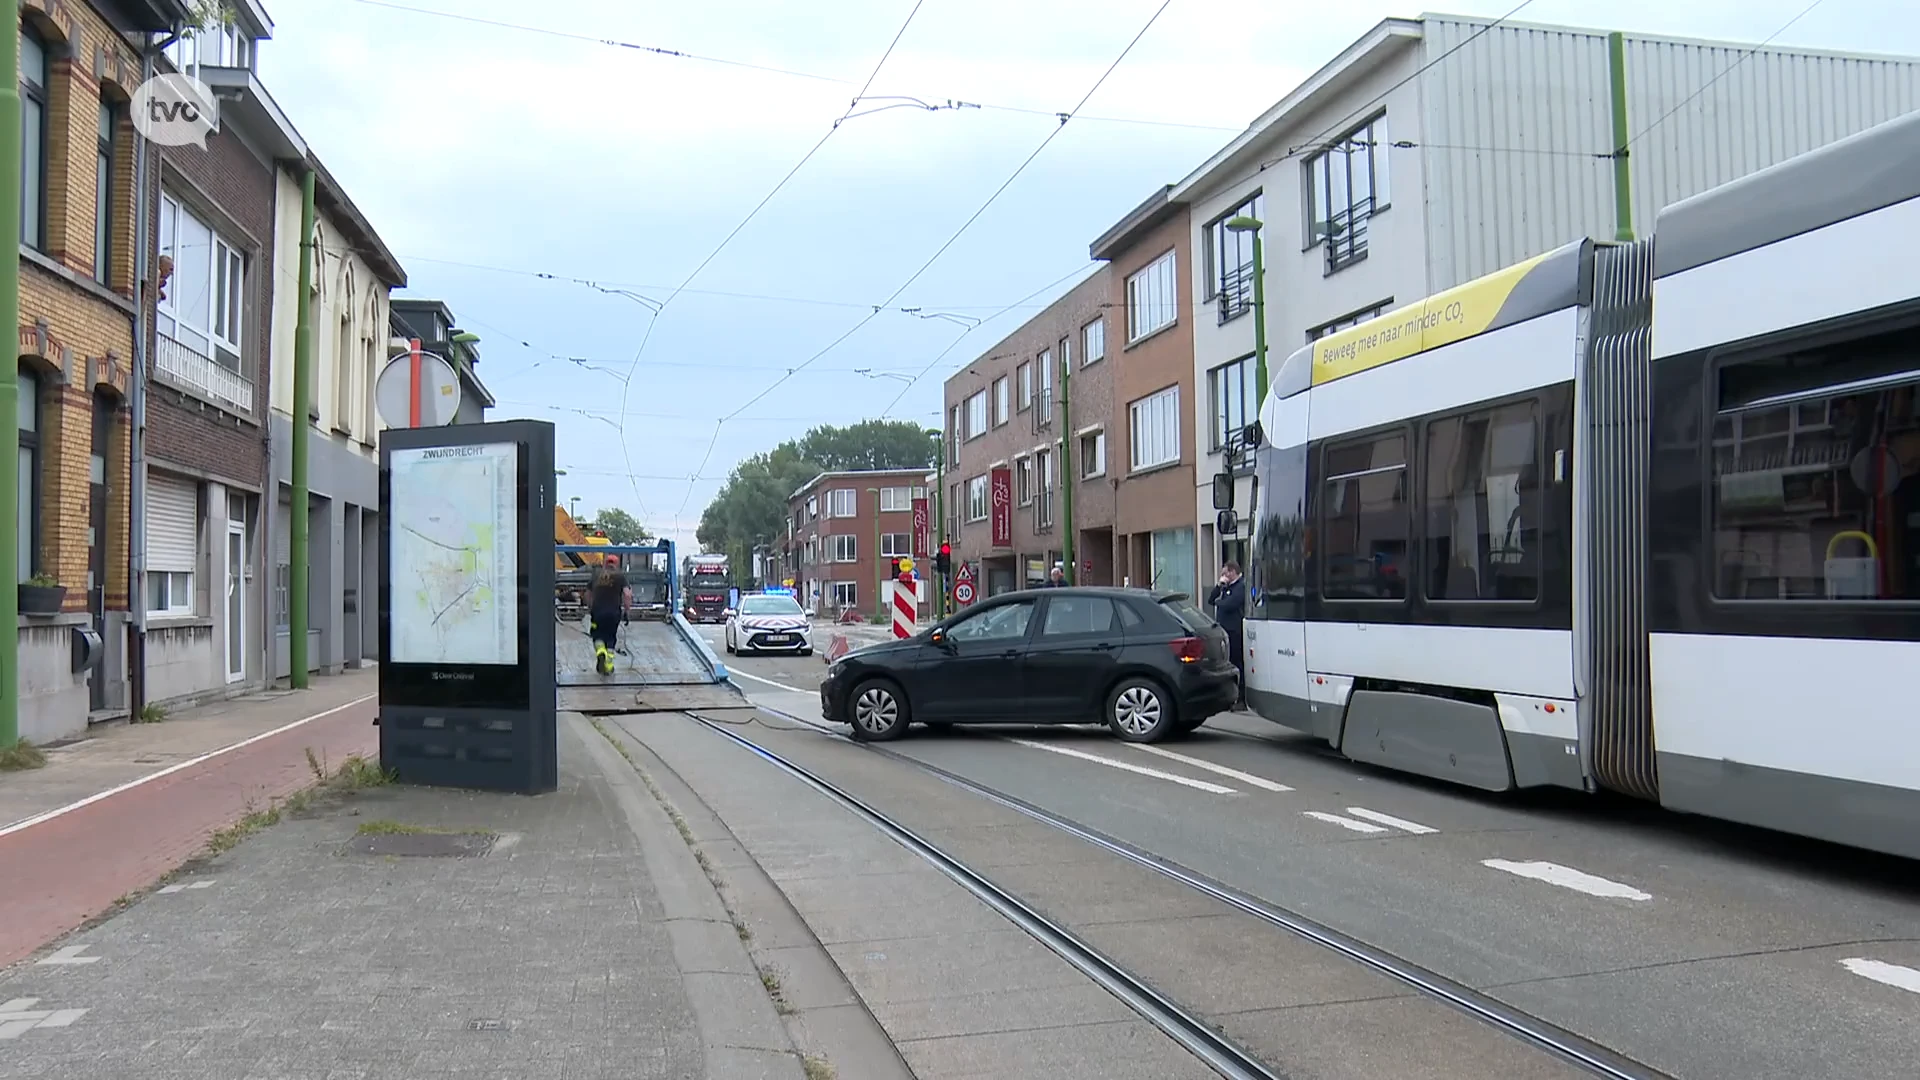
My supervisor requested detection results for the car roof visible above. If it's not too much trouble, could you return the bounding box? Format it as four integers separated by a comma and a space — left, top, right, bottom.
971, 585, 1188, 608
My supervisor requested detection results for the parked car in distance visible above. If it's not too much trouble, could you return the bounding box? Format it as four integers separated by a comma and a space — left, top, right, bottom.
819, 586, 1238, 743
725, 592, 814, 657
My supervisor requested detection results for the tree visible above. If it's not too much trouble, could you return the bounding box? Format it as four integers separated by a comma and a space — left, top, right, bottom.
695, 420, 936, 558
591, 508, 651, 545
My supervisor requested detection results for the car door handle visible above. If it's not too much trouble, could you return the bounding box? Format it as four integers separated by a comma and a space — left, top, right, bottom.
999, 648, 1020, 659
1090, 642, 1115, 652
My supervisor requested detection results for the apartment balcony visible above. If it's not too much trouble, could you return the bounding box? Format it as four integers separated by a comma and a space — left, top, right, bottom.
1217, 263, 1254, 324
156, 332, 253, 415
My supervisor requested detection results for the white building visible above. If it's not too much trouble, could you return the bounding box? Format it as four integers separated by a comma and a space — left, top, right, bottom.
267, 159, 406, 679
1174, 13, 1920, 579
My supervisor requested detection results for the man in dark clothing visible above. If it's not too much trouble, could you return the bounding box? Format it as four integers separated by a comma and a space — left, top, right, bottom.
587, 557, 632, 676
1046, 565, 1068, 587
1207, 561, 1248, 708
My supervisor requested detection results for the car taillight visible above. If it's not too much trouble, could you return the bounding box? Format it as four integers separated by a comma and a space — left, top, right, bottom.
1171, 636, 1206, 663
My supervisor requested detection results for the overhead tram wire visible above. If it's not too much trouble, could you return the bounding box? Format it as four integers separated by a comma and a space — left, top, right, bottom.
347, 0, 1242, 133
1621, 0, 1830, 152
614, 0, 928, 521
673, 0, 1178, 518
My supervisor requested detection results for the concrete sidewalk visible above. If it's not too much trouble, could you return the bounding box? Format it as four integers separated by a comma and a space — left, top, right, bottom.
0, 715, 867, 1079
0, 670, 379, 967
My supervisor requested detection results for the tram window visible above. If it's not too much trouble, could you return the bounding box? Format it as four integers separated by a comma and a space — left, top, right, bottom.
1321, 431, 1410, 600
1424, 401, 1540, 601
1711, 324, 1920, 602
1253, 442, 1307, 619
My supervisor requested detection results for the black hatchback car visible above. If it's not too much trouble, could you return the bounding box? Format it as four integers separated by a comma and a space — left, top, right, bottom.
819, 586, 1239, 742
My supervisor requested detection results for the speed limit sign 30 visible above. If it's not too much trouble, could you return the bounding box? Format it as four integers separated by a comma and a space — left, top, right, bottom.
953, 581, 976, 605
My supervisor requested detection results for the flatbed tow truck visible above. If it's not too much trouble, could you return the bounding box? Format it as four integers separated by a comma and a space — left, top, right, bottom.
552, 538, 745, 715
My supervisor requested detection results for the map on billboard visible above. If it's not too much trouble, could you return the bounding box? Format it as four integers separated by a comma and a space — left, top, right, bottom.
388, 442, 520, 667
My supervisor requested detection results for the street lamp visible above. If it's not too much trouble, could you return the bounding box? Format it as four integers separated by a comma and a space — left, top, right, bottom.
1224, 215, 1268, 408
569, 496, 580, 520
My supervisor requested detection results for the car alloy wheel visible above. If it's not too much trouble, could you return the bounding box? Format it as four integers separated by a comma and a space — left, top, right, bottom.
849, 680, 909, 741
1106, 678, 1174, 743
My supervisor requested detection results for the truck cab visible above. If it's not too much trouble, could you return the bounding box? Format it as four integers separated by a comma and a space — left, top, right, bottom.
682, 555, 731, 623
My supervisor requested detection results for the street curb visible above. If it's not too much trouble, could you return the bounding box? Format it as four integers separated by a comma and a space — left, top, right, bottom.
598, 715, 915, 1080
569, 715, 807, 1080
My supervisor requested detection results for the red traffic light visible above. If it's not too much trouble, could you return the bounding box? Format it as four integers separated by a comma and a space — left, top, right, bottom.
939, 543, 950, 556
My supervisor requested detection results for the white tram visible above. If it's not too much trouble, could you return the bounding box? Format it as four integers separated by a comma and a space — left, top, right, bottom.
1238, 108, 1920, 859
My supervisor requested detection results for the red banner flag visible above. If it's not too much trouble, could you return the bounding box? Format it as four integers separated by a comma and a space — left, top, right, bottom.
990, 467, 1012, 548
912, 497, 930, 558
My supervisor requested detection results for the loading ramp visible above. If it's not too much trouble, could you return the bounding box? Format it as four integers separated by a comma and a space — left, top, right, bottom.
553, 540, 744, 715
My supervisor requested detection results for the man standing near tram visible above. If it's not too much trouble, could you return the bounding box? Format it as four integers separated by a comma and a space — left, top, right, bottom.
1208, 561, 1247, 709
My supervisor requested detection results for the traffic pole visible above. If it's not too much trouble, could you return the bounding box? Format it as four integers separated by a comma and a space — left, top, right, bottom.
288, 169, 316, 688
407, 337, 422, 428
1058, 348, 1075, 584
0, 17, 22, 749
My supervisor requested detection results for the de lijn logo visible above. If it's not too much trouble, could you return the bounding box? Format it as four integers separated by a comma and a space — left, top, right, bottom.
131, 73, 219, 148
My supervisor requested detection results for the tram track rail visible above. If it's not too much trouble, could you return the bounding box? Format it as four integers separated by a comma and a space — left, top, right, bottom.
686, 706, 1672, 1080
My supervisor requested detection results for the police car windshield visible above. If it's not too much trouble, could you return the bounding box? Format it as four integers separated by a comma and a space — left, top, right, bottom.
738, 596, 802, 616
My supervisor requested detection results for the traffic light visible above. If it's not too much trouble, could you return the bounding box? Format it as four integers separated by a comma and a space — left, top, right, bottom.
936, 544, 952, 575
889, 557, 902, 579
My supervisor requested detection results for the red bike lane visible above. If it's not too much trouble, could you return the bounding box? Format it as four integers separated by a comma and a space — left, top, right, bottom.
0, 697, 378, 968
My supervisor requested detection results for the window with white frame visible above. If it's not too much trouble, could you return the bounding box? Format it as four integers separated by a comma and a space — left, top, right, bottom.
804, 537, 817, 565
1082, 318, 1105, 365
1036, 448, 1053, 493
879, 486, 923, 512
1038, 350, 1054, 422
1080, 429, 1106, 479
158, 193, 245, 370
1126, 251, 1178, 342
165, 22, 253, 73
965, 390, 988, 439
1204, 193, 1263, 321
1129, 385, 1181, 471
147, 472, 199, 616
827, 488, 857, 517
1208, 355, 1256, 451
829, 534, 858, 562
993, 376, 1009, 426
833, 581, 858, 608
881, 533, 912, 557
1016, 456, 1034, 505
1059, 336, 1071, 371
948, 405, 961, 464
1017, 361, 1033, 410
806, 495, 818, 520
1307, 113, 1388, 273
1308, 301, 1392, 341
966, 475, 989, 521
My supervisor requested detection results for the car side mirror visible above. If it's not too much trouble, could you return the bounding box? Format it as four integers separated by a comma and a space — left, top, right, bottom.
929, 628, 949, 649
1211, 472, 1235, 511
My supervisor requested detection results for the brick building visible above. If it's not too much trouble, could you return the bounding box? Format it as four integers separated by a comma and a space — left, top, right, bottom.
941, 268, 1118, 596
139, 5, 283, 703
786, 469, 930, 619
14, 0, 187, 742
1091, 187, 1200, 598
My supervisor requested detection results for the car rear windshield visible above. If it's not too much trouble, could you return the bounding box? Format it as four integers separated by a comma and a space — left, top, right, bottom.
1159, 596, 1218, 632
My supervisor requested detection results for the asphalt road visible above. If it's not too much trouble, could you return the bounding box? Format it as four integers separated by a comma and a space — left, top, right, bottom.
697, 625, 1920, 1080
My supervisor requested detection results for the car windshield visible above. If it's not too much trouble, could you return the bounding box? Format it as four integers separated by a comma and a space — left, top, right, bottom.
738, 596, 802, 616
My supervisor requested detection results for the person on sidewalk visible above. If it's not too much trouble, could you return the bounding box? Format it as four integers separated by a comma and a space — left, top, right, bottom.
587, 557, 632, 676
1046, 564, 1068, 587
1207, 561, 1248, 708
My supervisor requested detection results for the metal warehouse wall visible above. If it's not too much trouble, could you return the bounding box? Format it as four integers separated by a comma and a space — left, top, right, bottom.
1418, 15, 1920, 290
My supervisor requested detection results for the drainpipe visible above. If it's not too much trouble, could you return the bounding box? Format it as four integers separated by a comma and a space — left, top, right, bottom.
1608, 31, 1634, 242
288, 169, 315, 687
0, 6, 23, 749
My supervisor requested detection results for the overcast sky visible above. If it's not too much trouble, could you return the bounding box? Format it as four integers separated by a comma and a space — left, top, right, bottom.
257, 0, 1916, 546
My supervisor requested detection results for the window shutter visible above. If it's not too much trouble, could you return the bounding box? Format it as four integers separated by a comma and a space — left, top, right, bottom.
148, 472, 199, 572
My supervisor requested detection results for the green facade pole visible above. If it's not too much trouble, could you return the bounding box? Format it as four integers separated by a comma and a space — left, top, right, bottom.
1057, 350, 1074, 584
871, 494, 881, 621
1250, 229, 1269, 408
288, 169, 316, 688
932, 432, 945, 619
0, 19, 23, 749
1608, 31, 1634, 242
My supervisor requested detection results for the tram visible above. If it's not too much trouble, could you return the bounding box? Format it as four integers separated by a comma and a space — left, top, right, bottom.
1238, 108, 1920, 859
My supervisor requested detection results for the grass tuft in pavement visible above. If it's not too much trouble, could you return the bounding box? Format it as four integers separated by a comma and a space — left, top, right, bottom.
0, 739, 48, 771
801, 1054, 836, 1080
208, 803, 282, 854
132, 703, 168, 724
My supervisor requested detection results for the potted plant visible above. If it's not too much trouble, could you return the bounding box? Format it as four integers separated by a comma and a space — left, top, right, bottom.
18, 574, 65, 617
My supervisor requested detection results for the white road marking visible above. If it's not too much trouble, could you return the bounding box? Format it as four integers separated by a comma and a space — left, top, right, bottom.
1345, 807, 1437, 834
1126, 745, 1293, 792
0, 998, 87, 1039
728, 669, 812, 695
1483, 859, 1652, 901
0, 693, 379, 839
1009, 739, 1237, 794
35, 946, 98, 966
1303, 811, 1389, 834
156, 879, 215, 895
1840, 958, 1920, 994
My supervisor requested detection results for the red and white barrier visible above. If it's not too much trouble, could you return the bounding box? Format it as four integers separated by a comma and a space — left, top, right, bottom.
892, 577, 916, 639
823, 633, 851, 664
